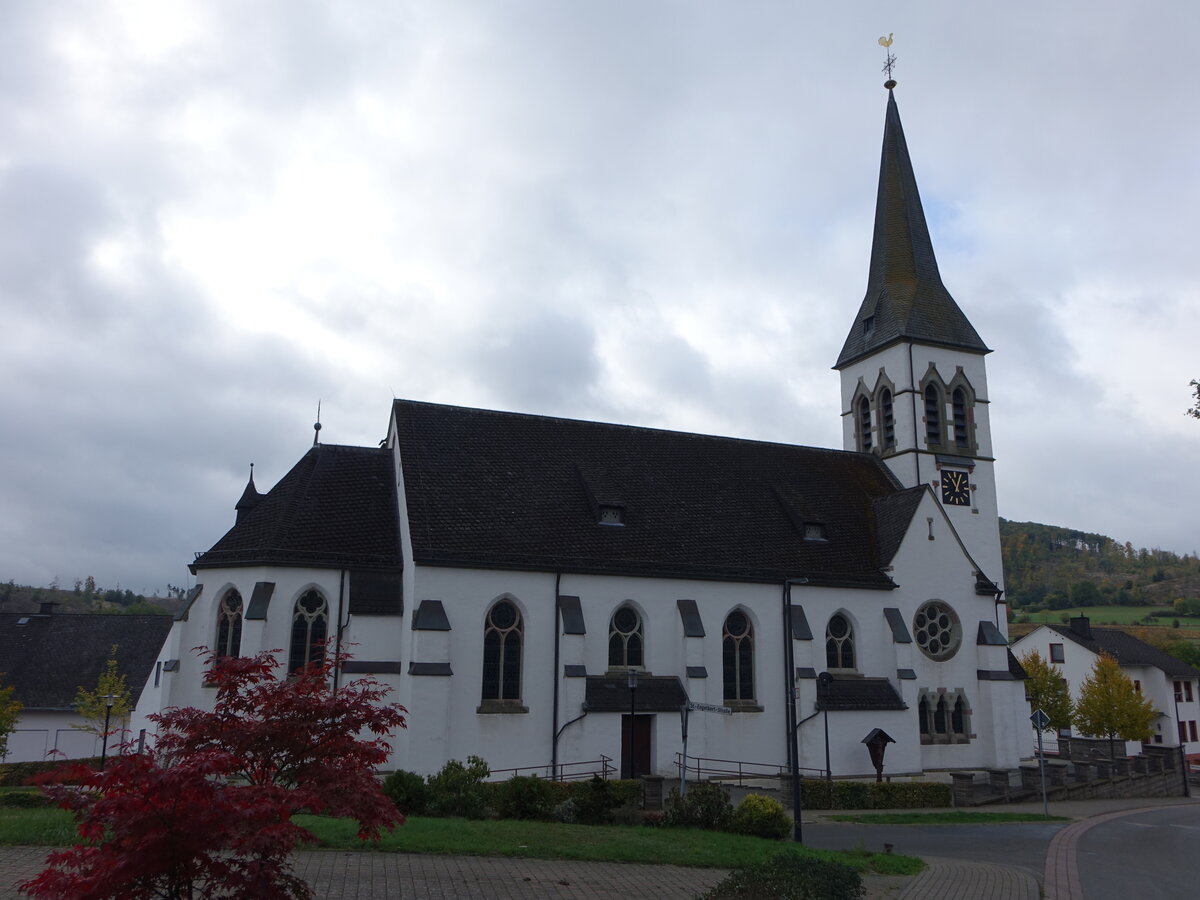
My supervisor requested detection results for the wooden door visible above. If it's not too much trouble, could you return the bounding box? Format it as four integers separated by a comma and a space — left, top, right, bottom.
621, 714, 652, 778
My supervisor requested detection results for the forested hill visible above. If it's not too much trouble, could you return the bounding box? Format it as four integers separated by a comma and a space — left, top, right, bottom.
1000, 519, 1200, 609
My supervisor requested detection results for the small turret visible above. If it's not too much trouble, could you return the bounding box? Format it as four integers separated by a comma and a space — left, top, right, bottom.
235, 463, 262, 523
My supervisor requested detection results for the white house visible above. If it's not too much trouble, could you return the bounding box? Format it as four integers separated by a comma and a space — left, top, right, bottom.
1012, 616, 1200, 761
0, 606, 172, 763
134, 84, 1029, 781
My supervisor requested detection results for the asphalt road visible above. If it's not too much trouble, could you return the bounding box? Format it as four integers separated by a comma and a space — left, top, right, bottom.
802, 820, 1066, 882
1076, 804, 1200, 900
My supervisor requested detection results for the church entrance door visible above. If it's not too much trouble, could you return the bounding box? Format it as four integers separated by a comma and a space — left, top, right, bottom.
621, 714, 652, 779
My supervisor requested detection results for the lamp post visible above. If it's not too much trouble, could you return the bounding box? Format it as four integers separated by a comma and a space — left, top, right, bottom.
100, 692, 116, 771
627, 670, 639, 779
783, 577, 808, 843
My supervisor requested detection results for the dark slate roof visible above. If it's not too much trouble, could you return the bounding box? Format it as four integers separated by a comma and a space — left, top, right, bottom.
193, 444, 402, 572
817, 675, 907, 711
1007, 648, 1027, 680
585, 675, 688, 712
1045, 622, 1200, 679
835, 90, 989, 369
0, 613, 173, 710
393, 400, 914, 588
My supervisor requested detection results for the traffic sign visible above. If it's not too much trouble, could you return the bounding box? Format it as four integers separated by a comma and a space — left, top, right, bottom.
1030, 708, 1051, 730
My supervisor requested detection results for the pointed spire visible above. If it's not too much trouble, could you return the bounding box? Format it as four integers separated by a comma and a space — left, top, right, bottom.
835, 87, 989, 369
235, 463, 262, 523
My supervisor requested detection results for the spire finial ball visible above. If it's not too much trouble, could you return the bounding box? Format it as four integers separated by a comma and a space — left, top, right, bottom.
884, 79, 897, 90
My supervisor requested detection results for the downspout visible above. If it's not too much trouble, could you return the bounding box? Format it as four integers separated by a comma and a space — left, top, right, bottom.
333, 569, 347, 690
551, 571, 562, 780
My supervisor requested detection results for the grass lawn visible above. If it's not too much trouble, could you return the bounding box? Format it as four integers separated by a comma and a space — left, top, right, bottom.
827, 811, 1069, 825
0, 808, 922, 876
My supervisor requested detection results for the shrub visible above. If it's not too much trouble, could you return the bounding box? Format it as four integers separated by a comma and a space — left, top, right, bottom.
553, 798, 578, 824
426, 756, 491, 819
664, 781, 733, 831
0, 789, 50, 808
569, 776, 622, 825
700, 854, 864, 900
731, 794, 790, 840
381, 769, 428, 816
494, 775, 556, 821
0, 759, 100, 788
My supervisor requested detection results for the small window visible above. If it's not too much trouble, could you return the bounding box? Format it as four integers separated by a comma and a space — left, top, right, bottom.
880, 388, 895, 449
215, 588, 243, 659
1134, 680, 1141, 694
858, 396, 873, 452
722, 610, 755, 703
482, 600, 523, 701
288, 590, 328, 672
924, 384, 942, 446
1191, 721, 1198, 743
154, 661, 162, 688
608, 606, 644, 669
952, 388, 970, 449
1049, 643, 1065, 664
1175, 680, 1182, 701
803, 523, 826, 541
1180, 721, 1188, 744
826, 614, 855, 670
1188, 682, 1195, 703
863, 315, 875, 338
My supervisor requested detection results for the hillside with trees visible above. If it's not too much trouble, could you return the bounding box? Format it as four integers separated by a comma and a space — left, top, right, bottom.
1000, 519, 1200, 613
0, 577, 181, 617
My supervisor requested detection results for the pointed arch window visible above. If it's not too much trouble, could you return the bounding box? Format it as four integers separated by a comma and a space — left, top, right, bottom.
609, 606, 644, 669
288, 590, 328, 673
826, 614, 855, 670
857, 396, 873, 452
918, 696, 930, 736
924, 384, 943, 447
722, 610, 755, 703
952, 388, 970, 449
215, 589, 243, 659
880, 388, 895, 450
482, 600, 523, 701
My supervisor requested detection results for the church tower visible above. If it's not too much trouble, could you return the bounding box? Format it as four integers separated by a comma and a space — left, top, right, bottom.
835, 84, 1003, 591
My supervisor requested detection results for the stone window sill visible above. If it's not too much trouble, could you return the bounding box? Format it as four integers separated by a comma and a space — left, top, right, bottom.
723, 700, 764, 713
477, 700, 529, 715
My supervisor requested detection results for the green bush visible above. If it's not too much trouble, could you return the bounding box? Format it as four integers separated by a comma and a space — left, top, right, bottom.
381, 769, 428, 816
701, 854, 864, 900
494, 775, 557, 821
664, 781, 733, 831
0, 789, 50, 808
569, 776, 622, 825
426, 755, 491, 819
799, 779, 950, 810
731, 794, 790, 840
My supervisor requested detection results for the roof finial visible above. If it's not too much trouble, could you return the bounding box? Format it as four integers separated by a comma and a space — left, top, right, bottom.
313, 400, 322, 447
879, 33, 897, 89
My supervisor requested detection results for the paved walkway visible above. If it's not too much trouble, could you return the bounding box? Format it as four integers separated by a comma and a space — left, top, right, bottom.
2, 796, 1196, 898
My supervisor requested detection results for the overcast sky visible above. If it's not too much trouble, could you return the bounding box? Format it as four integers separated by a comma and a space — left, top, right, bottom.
2, 1, 1197, 596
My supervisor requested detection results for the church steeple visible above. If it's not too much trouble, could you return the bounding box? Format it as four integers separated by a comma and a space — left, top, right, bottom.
835, 87, 989, 370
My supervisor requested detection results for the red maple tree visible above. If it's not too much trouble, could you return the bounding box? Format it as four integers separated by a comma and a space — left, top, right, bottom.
21, 648, 406, 900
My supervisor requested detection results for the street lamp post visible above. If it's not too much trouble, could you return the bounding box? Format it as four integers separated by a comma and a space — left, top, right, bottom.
627, 670, 638, 780
100, 692, 116, 771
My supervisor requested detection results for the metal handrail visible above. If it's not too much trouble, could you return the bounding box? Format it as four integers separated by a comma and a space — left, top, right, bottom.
487, 755, 616, 783
673, 752, 826, 784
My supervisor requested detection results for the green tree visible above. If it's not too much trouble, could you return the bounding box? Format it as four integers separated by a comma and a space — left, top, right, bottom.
0, 679, 22, 760
73, 647, 133, 739
1020, 650, 1073, 732
1074, 654, 1157, 756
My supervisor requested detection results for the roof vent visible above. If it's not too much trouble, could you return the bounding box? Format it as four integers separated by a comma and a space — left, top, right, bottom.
803, 523, 827, 541
598, 503, 625, 526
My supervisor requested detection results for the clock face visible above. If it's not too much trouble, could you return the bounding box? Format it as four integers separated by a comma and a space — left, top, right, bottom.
940, 470, 971, 506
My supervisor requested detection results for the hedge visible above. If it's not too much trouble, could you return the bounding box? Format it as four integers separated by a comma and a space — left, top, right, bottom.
0, 758, 102, 788
799, 780, 950, 809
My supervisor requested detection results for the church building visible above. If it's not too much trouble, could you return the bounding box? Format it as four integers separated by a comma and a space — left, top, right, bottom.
135, 84, 1028, 781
